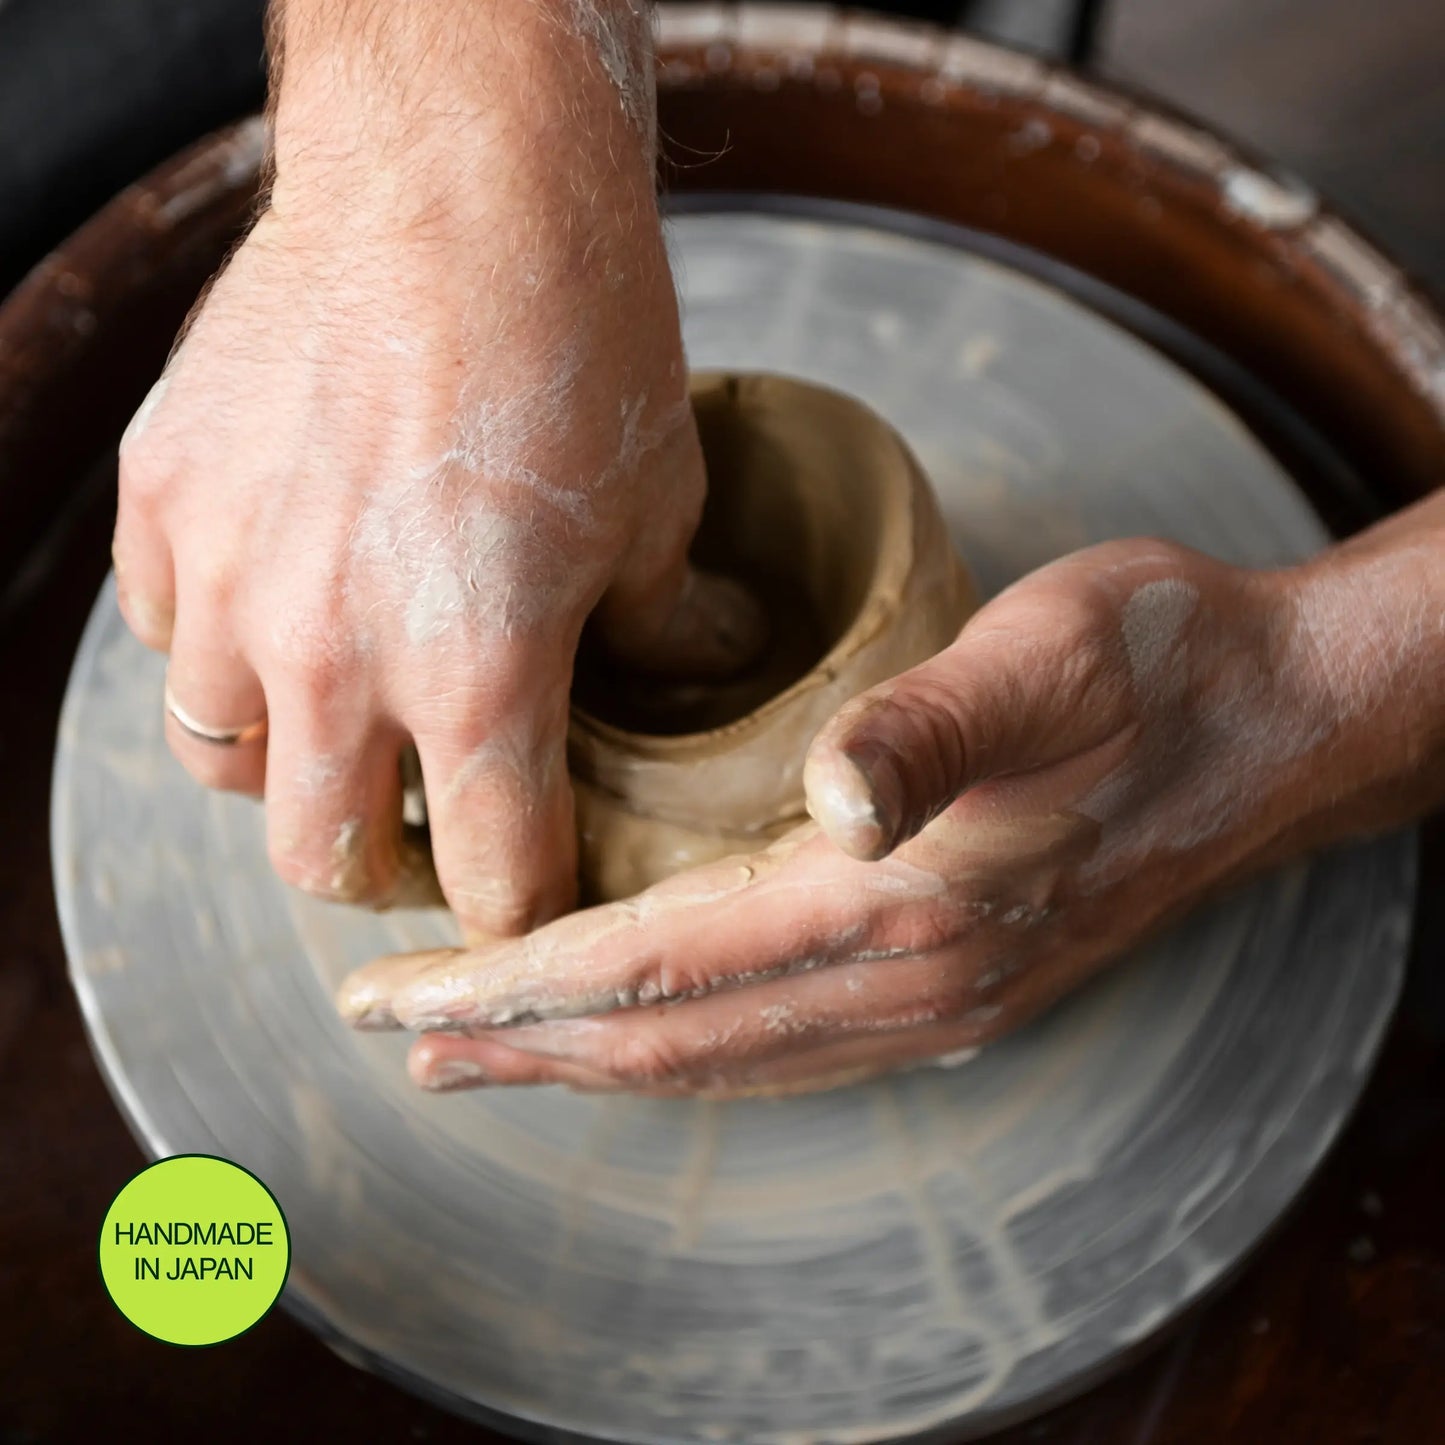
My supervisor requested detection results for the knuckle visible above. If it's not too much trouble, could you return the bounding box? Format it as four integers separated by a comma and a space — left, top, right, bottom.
261, 599, 356, 695
968, 583, 1129, 724
642, 946, 717, 1006
1094, 535, 1198, 576
461, 635, 551, 709
117, 371, 176, 461
117, 439, 175, 513
271, 850, 341, 901
116, 584, 174, 651
415, 656, 516, 727
299, 649, 351, 709
644, 406, 706, 515
1059, 594, 1128, 676
982, 565, 1117, 657
887, 903, 965, 960
183, 541, 242, 602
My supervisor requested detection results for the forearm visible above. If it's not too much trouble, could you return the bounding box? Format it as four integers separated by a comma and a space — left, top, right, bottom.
245, 0, 674, 433
266, 0, 656, 228
1270, 489, 1445, 853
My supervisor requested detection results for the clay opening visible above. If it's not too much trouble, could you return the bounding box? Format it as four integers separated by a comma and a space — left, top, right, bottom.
572, 375, 897, 736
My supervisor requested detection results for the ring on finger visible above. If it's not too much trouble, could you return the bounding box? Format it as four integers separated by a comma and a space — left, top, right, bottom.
164, 673, 268, 747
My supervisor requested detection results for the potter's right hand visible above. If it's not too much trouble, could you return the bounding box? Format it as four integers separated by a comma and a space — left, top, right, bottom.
112, 0, 759, 937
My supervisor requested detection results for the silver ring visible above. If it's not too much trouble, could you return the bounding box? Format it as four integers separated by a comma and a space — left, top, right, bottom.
164, 677, 268, 747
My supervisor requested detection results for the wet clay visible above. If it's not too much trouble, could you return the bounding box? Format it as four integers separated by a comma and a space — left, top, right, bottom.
565, 372, 971, 902
396, 373, 974, 906
385, 374, 972, 914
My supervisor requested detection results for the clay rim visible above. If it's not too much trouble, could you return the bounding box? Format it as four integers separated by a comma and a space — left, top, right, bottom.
567, 370, 927, 762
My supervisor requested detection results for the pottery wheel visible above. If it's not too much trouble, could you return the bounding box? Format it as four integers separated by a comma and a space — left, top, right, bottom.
55, 208, 1414, 1444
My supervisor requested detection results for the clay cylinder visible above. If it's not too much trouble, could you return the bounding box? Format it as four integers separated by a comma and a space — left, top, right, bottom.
569, 371, 976, 903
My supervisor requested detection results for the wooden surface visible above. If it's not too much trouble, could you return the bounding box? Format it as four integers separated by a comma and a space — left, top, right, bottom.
3, 464, 1444, 1442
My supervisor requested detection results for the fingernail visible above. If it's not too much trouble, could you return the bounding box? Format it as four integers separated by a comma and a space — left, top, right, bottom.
335, 948, 462, 1031
335, 978, 403, 1031
804, 744, 901, 860
418, 1057, 491, 1092
346, 1004, 403, 1031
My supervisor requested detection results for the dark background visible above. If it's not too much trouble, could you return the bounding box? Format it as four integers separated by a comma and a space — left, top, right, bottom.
4, 0, 1443, 299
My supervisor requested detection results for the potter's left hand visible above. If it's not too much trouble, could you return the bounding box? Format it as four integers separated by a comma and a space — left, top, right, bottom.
341, 521, 1445, 1096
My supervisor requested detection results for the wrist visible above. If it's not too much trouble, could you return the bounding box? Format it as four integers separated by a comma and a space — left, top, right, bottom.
1271, 534, 1445, 838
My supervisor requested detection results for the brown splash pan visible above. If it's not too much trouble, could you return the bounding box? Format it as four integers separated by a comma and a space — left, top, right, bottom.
1, 11, 1443, 602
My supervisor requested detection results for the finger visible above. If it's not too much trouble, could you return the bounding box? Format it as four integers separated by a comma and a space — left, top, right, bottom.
448, 946, 996, 1087
372, 826, 930, 1031
589, 413, 767, 678
681, 1019, 990, 1098
406, 1032, 625, 1094
113, 515, 176, 654
113, 374, 179, 650
163, 611, 268, 797
342, 796, 1095, 1036
263, 690, 405, 906
654, 934, 1108, 1097
337, 948, 448, 1030
409, 678, 576, 940
114, 531, 177, 652
804, 593, 1130, 861
595, 560, 770, 679
476, 1021, 985, 1097
415, 967, 1008, 1096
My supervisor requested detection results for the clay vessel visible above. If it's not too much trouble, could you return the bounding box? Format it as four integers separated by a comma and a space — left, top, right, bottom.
569, 371, 975, 902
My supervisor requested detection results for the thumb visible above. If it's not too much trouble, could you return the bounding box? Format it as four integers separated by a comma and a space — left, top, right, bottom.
803, 620, 1119, 861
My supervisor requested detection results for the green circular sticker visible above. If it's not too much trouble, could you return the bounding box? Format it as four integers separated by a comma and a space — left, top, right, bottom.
99, 1154, 290, 1346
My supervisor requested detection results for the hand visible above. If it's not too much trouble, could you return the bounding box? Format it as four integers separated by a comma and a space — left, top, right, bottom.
113, 0, 759, 936
340, 532, 1422, 1096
